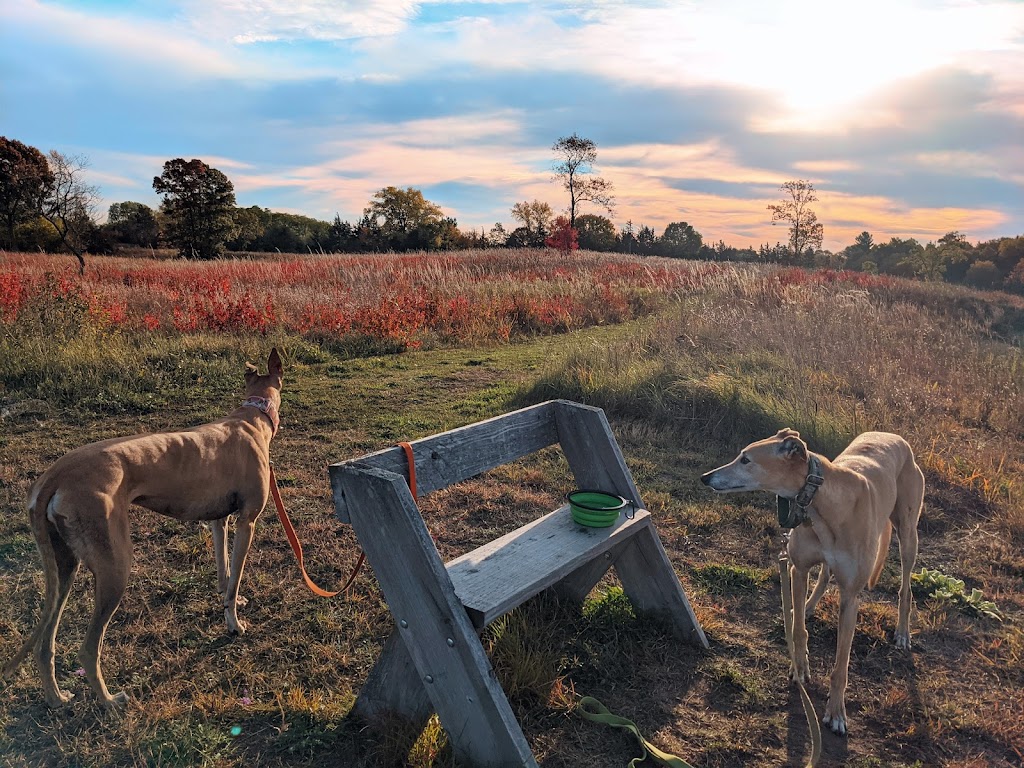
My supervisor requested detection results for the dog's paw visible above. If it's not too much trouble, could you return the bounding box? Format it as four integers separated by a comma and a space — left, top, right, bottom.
45, 688, 75, 707
227, 619, 248, 635
823, 698, 848, 736
894, 629, 912, 650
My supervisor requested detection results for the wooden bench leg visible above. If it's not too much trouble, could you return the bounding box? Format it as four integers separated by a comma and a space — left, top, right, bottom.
353, 630, 432, 725
338, 466, 538, 768
614, 523, 709, 648
553, 542, 622, 603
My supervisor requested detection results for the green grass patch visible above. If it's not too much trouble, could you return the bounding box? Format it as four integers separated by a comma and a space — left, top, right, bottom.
691, 563, 772, 595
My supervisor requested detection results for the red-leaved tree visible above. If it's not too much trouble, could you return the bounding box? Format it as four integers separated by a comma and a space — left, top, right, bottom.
545, 216, 578, 254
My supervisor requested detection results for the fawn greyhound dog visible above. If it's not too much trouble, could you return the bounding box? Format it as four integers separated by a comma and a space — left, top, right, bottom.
701, 428, 924, 735
3, 349, 283, 708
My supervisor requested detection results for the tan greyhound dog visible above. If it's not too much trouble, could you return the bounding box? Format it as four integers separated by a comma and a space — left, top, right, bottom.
701, 428, 924, 735
3, 349, 283, 708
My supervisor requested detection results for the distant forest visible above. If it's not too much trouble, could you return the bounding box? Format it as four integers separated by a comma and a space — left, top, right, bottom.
3, 136, 1023, 293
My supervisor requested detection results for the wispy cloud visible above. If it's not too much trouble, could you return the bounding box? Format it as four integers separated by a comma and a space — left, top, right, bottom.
181, 0, 421, 44
1, 0, 241, 78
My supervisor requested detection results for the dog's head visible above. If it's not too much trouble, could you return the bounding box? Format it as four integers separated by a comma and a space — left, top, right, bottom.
244, 348, 284, 405
700, 428, 809, 496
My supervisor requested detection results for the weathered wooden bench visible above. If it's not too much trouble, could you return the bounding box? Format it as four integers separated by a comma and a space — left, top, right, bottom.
329, 399, 707, 767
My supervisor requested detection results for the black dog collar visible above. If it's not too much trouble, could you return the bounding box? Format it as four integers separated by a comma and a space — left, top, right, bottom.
777, 455, 824, 529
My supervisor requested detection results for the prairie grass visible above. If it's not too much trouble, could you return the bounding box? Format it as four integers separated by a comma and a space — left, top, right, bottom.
1, 250, 1022, 767
526, 266, 1024, 537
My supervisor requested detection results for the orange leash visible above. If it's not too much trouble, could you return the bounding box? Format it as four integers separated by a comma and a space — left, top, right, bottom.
270, 463, 360, 597
398, 441, 418, 502
269, 444, 417, 598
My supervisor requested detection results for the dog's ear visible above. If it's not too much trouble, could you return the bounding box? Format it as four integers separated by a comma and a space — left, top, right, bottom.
776, 428, 801, 440
268, 348, 283, 378
244, 361, 258, 381
779, 433, 808, 460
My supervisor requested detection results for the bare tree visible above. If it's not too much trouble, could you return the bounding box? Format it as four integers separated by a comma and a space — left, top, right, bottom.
552, 133, 614, 228
768, 180, 824, 262
40, 151, 100, 274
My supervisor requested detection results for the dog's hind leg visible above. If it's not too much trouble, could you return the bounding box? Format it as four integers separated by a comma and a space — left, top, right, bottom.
210, 517, 246, 608
78, 499, 132, 709
804, 564, 831, 618
35, 528, 81, 707
893, 461, 925, 649
5, 520, 81, 707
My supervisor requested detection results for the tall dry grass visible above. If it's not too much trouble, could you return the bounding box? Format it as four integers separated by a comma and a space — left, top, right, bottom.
527, 265, 1024, 537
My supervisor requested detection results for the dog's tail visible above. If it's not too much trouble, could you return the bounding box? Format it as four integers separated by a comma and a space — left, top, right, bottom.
868, 520, 893, 589
2, 478, 66, 680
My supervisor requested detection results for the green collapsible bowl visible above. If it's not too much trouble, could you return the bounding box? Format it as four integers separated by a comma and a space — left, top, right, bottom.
567, 490, 629, 528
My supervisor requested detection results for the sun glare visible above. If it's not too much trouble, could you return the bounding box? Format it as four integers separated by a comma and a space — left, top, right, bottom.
708, 0, 1014, 127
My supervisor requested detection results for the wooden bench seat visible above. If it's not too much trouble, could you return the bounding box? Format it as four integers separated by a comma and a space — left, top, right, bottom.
447, 505, 650, 628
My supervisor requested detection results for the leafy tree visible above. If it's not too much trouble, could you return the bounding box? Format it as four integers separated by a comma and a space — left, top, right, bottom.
658, 221, 703, 259
107, 201, 159, 248
506, 226, 536, 248
767, 180, 824, 262
326, 214, 359, 252
226, 205, 268, 251
40, 151, 100, 273
487, 222, 508, 247
935, 231, 973, 283
898, 232, 969, 282
635, 225, 657, 255
900, 243, 949, 281
510, 200, 553, 245
842, 231, 874, 270
963, 260, 1001, 289
153, 158, 237, 259
356, 212, 383, 251
552, 133, 614, 228
995, 236, 1024, 275
15, 216, 62, 252
873, 237, 922, 276
1006, 258, 1024, 294
619, 220, 637, 254
0, 137, 53, 250
545, 216, 578, 254
575, 214, 617, 251
758, 242, 790, 262
854, 231, 874, 251
364, 186, 451, 251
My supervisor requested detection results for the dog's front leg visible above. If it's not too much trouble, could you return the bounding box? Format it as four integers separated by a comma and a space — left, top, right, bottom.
223, 509, 261, 634
824, 589, 859, 735
790, 564, 811, 683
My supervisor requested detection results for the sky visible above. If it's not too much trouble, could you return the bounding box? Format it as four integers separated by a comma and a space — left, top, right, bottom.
2, 0, 1022, 251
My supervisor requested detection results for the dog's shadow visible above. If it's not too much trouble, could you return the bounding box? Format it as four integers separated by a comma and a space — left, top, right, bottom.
784, 680, 848, 768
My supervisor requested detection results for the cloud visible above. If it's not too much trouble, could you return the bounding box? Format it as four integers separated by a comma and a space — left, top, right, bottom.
182, 0, 420, 44
0, 0, 241, 79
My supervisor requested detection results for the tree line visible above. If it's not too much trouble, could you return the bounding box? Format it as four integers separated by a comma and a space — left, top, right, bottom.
2, 135, 1022, 293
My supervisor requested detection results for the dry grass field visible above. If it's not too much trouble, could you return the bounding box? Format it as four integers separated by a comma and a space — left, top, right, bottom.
1, 249, 1022, 767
